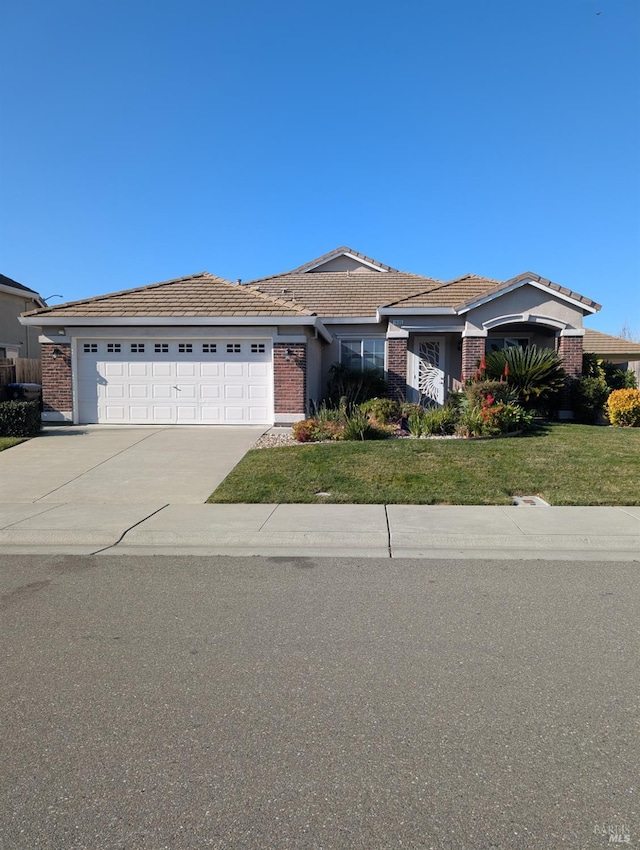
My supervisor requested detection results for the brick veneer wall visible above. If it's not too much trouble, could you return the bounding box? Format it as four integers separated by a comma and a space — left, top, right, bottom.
273, 343, 306, 416
461, 337, 486, 382
557, 334, 583, 379
556, 334, 583, 416
41, 342, 72, 416
386, 338, 408, 401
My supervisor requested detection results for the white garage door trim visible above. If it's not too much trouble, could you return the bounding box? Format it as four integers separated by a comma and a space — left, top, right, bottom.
76, 338, 273, 425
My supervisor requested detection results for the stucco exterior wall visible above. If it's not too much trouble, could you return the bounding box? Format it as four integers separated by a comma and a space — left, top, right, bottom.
305, 335, 323, 409
464, 285, 587, 332
309, 256, 382, 273
0, 291, 42, 358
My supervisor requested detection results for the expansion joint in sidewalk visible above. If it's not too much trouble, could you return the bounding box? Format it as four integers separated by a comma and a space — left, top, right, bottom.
384, 505, 392, 558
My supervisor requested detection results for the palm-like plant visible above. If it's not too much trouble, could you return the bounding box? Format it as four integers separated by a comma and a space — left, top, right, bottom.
483, 345, 566, 405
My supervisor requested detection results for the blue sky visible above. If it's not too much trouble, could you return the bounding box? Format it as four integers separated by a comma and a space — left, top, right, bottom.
2, 0, 639, 335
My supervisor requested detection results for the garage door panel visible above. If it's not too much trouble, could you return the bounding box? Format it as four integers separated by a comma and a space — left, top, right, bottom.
177, 405, 197, 421
153, 385, 173, 399
152, 406, 174, 420
105, 385, 125, 399
201, 385, 221, 399
224, 407, 245, 421
224, 385, 245, 400
223, 363, 245, 377
200, 406, 222, 421
104, 405, 126, 420
249, 385, 268, 399
129, 385, 149, 399
128, 363, 149, 377
104, 363, 126, 377
130, 406, 151, 420
201, 363, 221, 377
77, 339, 272, 425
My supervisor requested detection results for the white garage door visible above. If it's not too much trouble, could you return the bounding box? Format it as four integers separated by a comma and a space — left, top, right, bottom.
76, 339, 272, 425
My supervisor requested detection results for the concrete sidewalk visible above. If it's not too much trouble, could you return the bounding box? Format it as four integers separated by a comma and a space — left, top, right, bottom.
1, 503, 638, 560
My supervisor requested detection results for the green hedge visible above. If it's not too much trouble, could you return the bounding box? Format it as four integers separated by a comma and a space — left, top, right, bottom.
0, 401, 42, 437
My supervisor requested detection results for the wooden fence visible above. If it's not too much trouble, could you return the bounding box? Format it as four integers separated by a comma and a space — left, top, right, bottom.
0, 358, 42, 386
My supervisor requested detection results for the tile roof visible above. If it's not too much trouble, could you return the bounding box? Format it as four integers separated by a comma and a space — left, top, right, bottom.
454, 272, 601, 313
383, 274, 503, 309
248, 271, 440, 317
583, 329, 640, 359
22, 272, 316, 319
20, 249, 602, 322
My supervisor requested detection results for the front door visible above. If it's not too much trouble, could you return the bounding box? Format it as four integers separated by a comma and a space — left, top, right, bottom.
414, 336, 446, 407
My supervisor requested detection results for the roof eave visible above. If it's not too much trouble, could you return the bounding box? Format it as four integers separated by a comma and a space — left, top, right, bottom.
1, 282, 45, 307
377, 307, 456, 319
19, 313, 333, 342
456, 277, 600, 315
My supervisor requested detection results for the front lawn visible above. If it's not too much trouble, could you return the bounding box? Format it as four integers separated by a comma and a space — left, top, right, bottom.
208, 424, 640, 505
0, 437, 27, 452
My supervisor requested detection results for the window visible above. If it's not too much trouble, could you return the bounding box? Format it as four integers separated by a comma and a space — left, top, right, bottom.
250, 343, 266, 354
178, 343, 193, 353
130, 343, 145, 353
83, 343, 98, 353
106, 343, 121, 353
340, 339, 385, 373
486, 337, 529, 354
226, 343, 242, 354
202, 343, 217, 353
154, 343, 169, 353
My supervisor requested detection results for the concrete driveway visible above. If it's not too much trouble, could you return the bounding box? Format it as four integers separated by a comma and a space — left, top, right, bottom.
0, 425, 264, 504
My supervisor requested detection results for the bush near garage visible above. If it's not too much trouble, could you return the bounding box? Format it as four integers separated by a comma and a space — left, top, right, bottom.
572, 357, 639, 424
606, 389, 640, 427
0, 401, 42, 437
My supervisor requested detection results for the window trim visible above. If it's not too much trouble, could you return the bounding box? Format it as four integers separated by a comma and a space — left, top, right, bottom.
338, 336, 387, 373
485, 336, 530, 354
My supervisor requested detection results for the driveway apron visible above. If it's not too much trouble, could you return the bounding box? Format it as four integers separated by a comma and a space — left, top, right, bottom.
0, 425, 264, 504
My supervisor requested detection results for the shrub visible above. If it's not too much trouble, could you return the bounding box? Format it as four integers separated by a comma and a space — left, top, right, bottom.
570, 376, 609, 424
342, 407, 389, 441
326, 363, 387, 407
464, 380, 516, 409
483, 345, 566, 407
308, 402, 344, 423
454, 407, 486, 438
583, 354, 637, 393
360, 397, 401, 424
606, 389, 640, 427
0, 401, 41, 437
425, 407, 458, 436
292, 418, 344, 442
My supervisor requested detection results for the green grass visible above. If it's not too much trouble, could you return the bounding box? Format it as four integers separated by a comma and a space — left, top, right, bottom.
208, 424, 640, 505
0, 437, 27, 452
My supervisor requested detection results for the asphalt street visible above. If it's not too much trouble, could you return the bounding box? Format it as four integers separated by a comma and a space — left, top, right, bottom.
1, 554, 638, 850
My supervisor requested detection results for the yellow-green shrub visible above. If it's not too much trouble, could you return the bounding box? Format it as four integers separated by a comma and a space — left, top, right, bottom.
606, 388, 640, 427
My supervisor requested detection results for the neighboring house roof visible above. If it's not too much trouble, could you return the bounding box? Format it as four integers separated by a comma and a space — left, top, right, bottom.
0, 273, 44, 304
21, 271, 316, 319
583, 329, 640, 361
